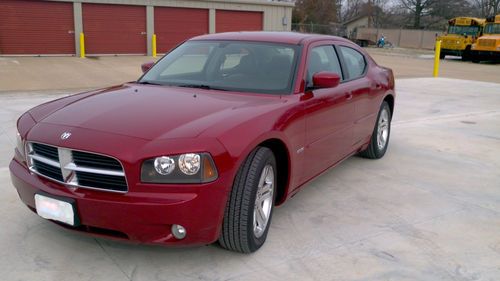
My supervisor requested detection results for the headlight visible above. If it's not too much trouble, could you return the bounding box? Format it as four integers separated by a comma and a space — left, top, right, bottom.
154, 156, 176, 175
141, 153, 218, 183
178, 153, 200, 175
16, 132, 25, 158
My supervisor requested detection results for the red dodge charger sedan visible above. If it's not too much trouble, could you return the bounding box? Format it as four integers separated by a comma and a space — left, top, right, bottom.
10, 32, 395, 253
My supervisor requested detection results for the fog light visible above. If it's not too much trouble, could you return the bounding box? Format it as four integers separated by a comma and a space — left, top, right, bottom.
154, 156, 175, 175
171, 224, 186, 240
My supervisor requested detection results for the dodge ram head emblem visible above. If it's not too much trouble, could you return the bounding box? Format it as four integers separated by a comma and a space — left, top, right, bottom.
60, 132, 72, 140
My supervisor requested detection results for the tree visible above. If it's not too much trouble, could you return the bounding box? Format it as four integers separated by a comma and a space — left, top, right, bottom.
293, 0, 339, 25
424, 0, 472, 28
399, 0, 439, 28
469, 0, 500, 17
340, 0, 365, 22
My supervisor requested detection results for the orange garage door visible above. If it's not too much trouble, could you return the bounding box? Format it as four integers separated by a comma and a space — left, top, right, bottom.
155, 7, 209, 53
216, 10, 263, 33
0, 0, 75, 55
83, 3, 146, 55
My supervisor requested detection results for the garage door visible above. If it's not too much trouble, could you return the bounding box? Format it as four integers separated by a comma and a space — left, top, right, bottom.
0, 0, 74, 55
83, 4, 146, 55
216, 10, 263, 33
155, 7, 209, 53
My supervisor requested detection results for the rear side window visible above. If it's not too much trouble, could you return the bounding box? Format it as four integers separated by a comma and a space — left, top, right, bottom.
307, 45, 343, 87
339, 46, 366, 80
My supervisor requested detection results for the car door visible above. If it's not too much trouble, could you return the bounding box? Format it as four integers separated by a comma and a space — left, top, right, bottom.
302, 43, 355, 181
337, 45, 376, 147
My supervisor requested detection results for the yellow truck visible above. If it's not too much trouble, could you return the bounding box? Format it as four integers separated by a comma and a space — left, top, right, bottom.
472, 15, 500, 62
437, 17, 486, 61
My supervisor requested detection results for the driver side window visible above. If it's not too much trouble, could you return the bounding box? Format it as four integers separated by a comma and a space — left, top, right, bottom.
307, 45, 343, 87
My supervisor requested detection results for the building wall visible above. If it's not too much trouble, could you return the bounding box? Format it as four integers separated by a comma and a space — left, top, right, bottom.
345, 17, 369, 39
49, 0, 293, 32
2, 0, 294, 56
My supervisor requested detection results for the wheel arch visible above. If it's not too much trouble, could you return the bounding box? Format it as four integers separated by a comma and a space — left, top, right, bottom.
257, 138, 291, 206
383, 93, 395, 119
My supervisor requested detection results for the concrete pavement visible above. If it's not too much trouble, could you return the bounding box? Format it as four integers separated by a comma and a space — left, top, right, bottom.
0, 56, 150, 92
0, 78, 499, 280
1, 52, 499, 93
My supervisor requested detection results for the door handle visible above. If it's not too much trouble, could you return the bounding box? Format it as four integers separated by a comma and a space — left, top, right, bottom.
345, 92, 353, 100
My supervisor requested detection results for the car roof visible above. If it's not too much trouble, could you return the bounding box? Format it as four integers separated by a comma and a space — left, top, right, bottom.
190, 31, 351, 45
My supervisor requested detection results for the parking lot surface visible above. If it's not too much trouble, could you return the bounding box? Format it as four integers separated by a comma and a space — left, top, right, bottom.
1, 50, 499, 92
0, 77, 499, 280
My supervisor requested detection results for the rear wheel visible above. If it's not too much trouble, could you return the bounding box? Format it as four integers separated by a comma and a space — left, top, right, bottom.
219, 147, 276, 253
359, 101, 391, 159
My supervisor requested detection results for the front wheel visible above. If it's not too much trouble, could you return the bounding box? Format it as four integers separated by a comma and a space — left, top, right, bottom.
359, 101, 392, 159
462, 47, 472, 61
219, 147, 276, 253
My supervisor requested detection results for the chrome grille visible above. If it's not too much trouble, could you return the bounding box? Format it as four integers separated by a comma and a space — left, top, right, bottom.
32, 142, 59, 161
76, 172, 127, 192
72, 151, 122, 171
32, 159, 64, 182
27, 142, 128, 193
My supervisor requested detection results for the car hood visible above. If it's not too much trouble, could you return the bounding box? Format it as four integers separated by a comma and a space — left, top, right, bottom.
36, 83, 285, 140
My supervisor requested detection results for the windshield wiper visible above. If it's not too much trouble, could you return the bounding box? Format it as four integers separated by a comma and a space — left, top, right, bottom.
177, 84, 228, 91
137, 80, 163, 85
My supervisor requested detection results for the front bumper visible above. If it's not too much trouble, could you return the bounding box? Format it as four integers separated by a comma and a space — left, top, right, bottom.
474, 50, 500, 61
10, 158, 229, 246
440, 48, 464, 57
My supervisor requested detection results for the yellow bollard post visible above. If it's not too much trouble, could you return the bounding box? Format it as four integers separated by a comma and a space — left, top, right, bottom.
79, 33, 85, 58
152, 34, 157, 58
433, 40, 441, 77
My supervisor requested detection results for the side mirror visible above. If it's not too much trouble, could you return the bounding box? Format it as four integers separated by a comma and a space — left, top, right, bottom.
312, 72, 341, 89
141, 61, 154, 73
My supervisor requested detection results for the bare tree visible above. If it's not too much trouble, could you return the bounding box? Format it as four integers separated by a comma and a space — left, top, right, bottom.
399, 0, 438, 28
469, 0, 500, 16
293, 0, 338, 24
341, 0, 365, 22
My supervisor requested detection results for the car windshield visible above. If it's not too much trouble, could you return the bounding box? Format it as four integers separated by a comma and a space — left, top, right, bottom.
447, 25, 481, 35
139, 40, 300, 95
484, 23, 500, 34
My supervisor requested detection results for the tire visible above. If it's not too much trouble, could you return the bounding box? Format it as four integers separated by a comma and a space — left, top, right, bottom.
359, 101, 392, 159
470, 52, 480, 63
219, 147, 277, 253
462, 46, 471, 61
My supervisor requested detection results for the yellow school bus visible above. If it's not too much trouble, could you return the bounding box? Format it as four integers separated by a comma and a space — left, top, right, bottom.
472, 15, 500, 62
437, 17, 486, 60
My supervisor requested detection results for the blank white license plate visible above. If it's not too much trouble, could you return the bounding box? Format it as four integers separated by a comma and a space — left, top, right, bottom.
35, 194, 75, 226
